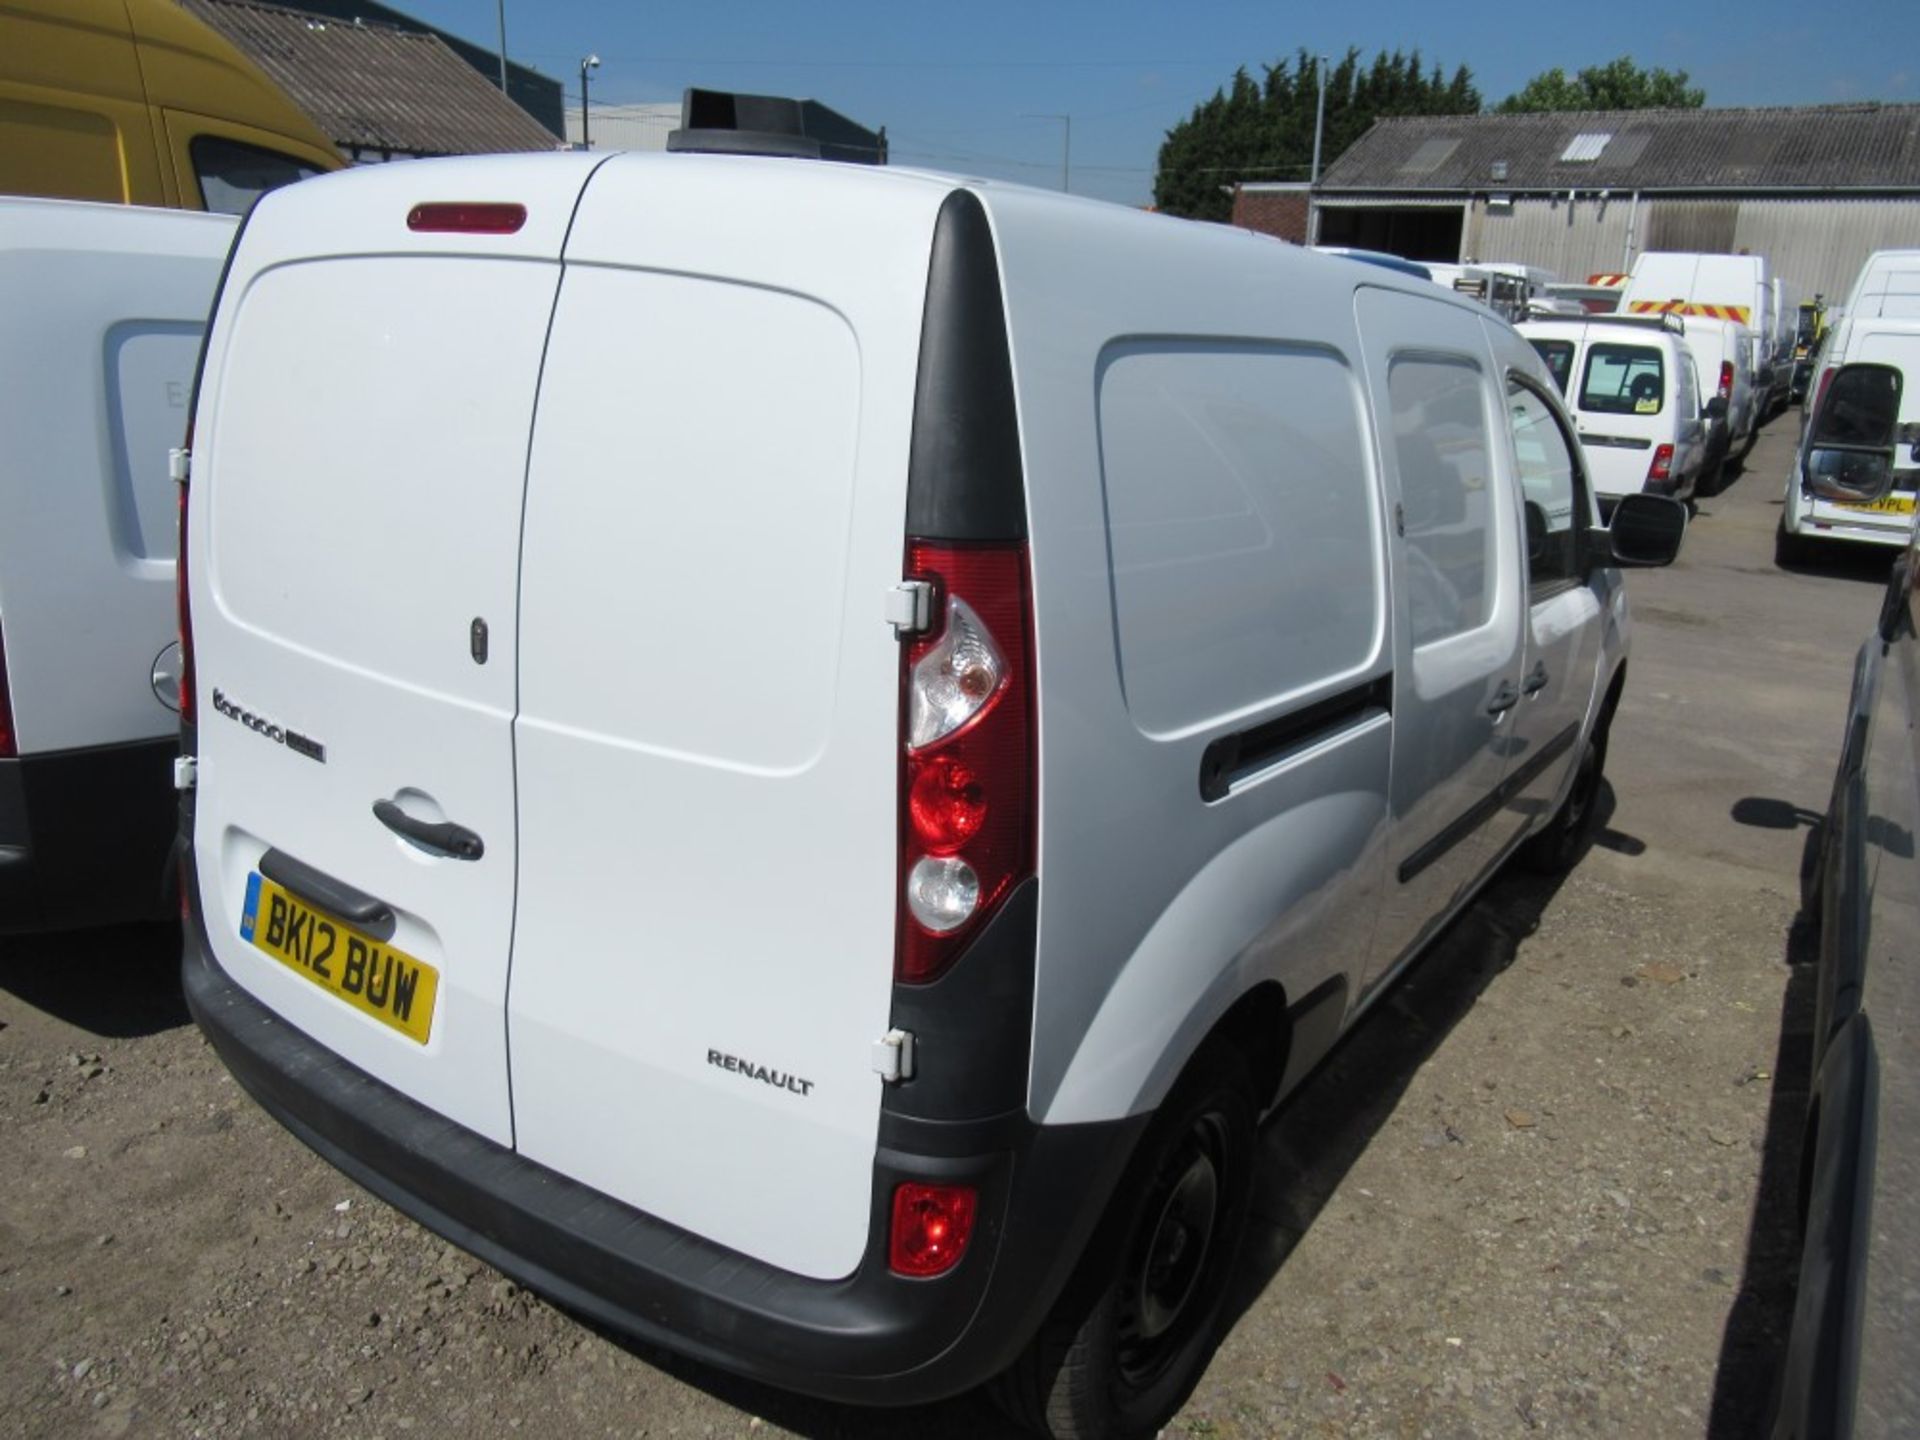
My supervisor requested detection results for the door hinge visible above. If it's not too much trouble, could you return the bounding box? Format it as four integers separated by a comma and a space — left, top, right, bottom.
168, 447, 191, 485
173, 755, 198, 791
885, 581, 934, 637
871, 1028, 917, 1083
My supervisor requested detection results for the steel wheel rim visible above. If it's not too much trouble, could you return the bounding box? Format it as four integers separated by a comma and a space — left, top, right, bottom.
1116, 1111, 1227, 1387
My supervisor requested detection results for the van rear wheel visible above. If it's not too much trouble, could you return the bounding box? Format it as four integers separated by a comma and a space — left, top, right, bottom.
991, 1043, 1256, 1439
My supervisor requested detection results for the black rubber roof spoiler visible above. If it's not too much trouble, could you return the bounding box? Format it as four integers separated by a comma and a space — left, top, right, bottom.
667, 88, 887, 165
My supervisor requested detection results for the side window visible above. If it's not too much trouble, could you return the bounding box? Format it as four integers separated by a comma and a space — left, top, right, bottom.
1580, 342, 1666, 415
1676, 351, 1700, 419
1388, 357, 1495, 647
1528, 338, 1575, 396
1507, 379, 1584, 594
190, 136, 323, 216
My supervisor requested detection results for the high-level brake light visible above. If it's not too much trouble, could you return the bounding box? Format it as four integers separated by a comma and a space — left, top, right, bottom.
406, 202, 527, 235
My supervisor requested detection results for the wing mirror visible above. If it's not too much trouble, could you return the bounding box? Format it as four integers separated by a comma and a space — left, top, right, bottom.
1802, 362, 1905, 505
1592, 493, 1687, 568
1704, 395, 1729, 421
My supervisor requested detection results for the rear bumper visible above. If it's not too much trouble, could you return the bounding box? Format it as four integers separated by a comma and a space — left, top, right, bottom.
181, 862, 1141, 1406
0, 736, 176, 932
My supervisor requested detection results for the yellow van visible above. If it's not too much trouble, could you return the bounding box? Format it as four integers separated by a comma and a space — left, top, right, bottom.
0, 0, 341, 213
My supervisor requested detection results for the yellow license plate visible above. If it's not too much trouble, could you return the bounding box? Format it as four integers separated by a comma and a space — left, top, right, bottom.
239, 872, 439, 1044
1837, 494, 1916, 515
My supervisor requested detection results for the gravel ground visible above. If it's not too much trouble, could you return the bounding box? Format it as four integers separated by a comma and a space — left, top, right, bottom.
0, 412, 1882, 1438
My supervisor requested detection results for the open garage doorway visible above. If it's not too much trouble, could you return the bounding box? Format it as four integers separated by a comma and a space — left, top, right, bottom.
1315, 204, 1464, 262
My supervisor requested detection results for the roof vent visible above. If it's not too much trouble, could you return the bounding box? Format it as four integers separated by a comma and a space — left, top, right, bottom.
1560, 132, 1612, 163
1489, 160, 1509, 181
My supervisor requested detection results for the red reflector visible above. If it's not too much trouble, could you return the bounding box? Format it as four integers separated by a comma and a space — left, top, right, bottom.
1648, 443, 1674, 483
889, 1182, 978, 1277
406, 202, 527, 235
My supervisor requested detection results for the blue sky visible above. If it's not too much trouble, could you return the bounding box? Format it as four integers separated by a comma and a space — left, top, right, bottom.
399, 0, 1917, 205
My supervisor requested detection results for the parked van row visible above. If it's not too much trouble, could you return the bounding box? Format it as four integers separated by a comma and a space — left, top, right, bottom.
160, 154, 1686, 1439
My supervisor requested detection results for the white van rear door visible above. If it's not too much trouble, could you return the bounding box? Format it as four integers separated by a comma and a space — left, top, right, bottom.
190, 159, 602, 1146
506, 156, 940, 1280
1810, 328, 1920, 534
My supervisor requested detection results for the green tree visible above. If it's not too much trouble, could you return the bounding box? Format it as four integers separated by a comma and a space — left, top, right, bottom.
1154, 48, 1481, 221
1496, 56, 1705, 113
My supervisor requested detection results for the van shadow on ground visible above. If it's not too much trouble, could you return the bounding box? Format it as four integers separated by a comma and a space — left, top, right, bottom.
0, 921, 187, 1038
1705, 804, 1822, 1439
597, 791, 1632, 1438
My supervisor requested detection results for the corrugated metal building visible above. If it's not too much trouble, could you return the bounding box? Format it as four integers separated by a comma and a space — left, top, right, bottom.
189, 0, 559, 162
1260, 104, 1920, 299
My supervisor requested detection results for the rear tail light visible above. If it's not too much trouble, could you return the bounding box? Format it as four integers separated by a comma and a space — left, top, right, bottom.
889, 1182, 978, 1277
897, 542, 1034, 984
1717, 361, 1734, 401
0, 621, 16, 759
1647, 443, 1675, 486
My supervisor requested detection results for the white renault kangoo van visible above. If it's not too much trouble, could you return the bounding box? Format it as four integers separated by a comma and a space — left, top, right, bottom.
178, 153, 1683, 1438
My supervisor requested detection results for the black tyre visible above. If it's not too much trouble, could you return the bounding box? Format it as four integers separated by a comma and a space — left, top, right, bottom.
1517, 723, 1606, 875
992, 1044, 1257, 1440
1776, 520, 1814, 569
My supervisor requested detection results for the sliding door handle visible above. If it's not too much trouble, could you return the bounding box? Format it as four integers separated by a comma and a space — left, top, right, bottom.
1486, 680, 1520, 716
1522, 661, 1550, 695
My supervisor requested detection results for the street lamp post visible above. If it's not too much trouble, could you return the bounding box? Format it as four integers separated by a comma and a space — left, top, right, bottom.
1023, 113, 1071, 194
580, 54, 600, 151
1310, 56, 1329, 184
494, 0, 508, 91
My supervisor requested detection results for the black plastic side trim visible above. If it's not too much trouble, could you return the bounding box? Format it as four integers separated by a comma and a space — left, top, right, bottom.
259, 849, 396, 938
1200, 675, 1392, 803
905, 191, 1026, 542
1770, 1012, 1878, 1440
1398, 721, 1580, 885
885, 878, 1037, 1121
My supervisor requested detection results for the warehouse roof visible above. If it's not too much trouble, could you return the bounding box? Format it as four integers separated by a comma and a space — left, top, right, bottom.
1318, 103, 1920, 193
187, 0, 560, 159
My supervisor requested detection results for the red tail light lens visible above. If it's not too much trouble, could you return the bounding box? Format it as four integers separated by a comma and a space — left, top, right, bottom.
889, 1182, 978, 1277
0, 622, 16, 759
407, 202, 527, 234
1647, 443, 1675, 484
1717, 361, 1734, 400
897, 542, 1034, 984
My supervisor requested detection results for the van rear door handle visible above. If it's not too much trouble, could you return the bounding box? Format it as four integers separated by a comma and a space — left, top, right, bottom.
1522, 661, 1550, 695
372, 799, 485, 861
1486, 680, 1520, 716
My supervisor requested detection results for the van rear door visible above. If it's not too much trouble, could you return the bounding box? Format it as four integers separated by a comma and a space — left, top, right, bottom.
188, 158, 603, 1145
1810, 327, 1920, 536
504, 155, 943, 1280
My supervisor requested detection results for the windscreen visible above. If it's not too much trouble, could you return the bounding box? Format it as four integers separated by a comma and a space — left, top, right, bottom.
1579, 343, 1665, 416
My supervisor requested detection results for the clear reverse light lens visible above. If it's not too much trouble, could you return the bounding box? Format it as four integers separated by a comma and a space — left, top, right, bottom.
906, 855, 980, 933
908, 597, 1006, 749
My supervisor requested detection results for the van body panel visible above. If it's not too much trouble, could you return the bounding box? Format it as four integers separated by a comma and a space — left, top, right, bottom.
0, 196, 233, 930
0, 198, 234, 751
986, 202, 1399, 1121
505, 155, 947, 1279
187, 158, 602, 1145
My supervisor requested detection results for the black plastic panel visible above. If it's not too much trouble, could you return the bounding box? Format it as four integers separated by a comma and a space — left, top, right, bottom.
905, 190, 1027, 542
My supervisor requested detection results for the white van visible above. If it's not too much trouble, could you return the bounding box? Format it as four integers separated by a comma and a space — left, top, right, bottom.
1625, 251, 1775, 436
1779, 317, 1920, 562
1677, 313, 1759, 470
1519, 315, 1715, 507
0, 198, 236, 931
178, 153, 1682, 1438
